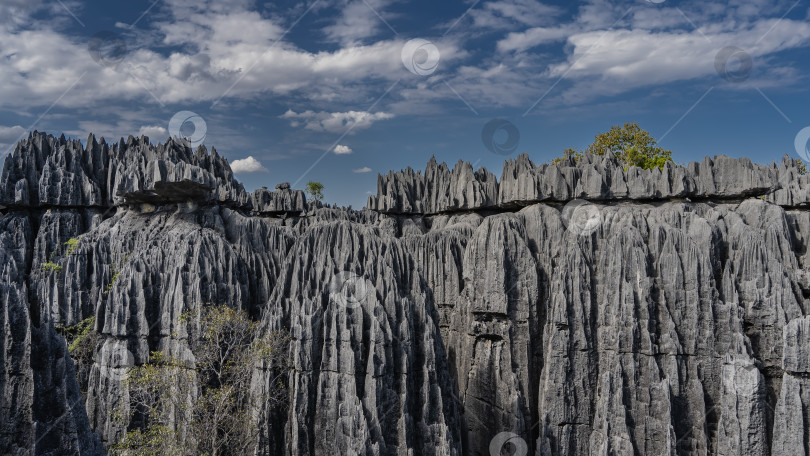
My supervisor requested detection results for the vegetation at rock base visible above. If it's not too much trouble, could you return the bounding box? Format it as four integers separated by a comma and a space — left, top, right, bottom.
554, 122, 673, 171
112, 305, 291, 456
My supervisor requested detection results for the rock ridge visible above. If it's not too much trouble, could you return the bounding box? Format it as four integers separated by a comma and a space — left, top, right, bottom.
368, 153, 809, 214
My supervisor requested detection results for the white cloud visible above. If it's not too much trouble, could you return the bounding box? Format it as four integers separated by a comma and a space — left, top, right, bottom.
545, 19, 810, 94
333, 144, 353, 155
137, 125, 168, 139
0, 9, 407, 111
281, 110, 394, 133
0, 0, 808, 127
469, 0, 563, 30
230, 156, 267, 173
478, 1, 810, 106
323, 0, 395, 46
0, 125, 26, 143
0, 124, 26, 155
353, 166, 372, 173
497, 26, 573, 53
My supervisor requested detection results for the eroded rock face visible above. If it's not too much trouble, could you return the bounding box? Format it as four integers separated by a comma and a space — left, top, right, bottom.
250, 186, 306, 215
369, 153, 808, 214
2, 132, 810, 456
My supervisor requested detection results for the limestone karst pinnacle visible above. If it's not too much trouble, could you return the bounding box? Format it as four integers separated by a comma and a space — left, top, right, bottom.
2, 131, 810, 455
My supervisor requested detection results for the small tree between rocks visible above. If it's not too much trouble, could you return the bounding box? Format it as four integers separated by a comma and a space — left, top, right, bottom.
555, 122, 673, 170
112, 306, 290, 456
305, 181, 324, 202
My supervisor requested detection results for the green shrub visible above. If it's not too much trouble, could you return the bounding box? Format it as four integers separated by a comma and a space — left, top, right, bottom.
57, 316, 99, 377
104, 271, 121, 294
66, 316, 97, 354
305, 181, 324, 202
42, 262, 63, 274
555, 122, 673, 171
64, 237, 80, 255
113, 306, 291, 456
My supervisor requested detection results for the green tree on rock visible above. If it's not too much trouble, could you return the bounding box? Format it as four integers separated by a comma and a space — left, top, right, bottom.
305, 181, 324, 202
111, 306, 290, 456
555, 122, 673, 171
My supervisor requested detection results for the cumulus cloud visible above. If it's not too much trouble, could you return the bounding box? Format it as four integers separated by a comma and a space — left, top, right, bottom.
497, 26, 573, 52
469, 0, 563, 30
543, 18, 810, 99
0, 5, 406, 111
333, 144, 353, 155
137, 125, 168, 140
473, 0, 810, 106
281, 110, 394, 133
0, 125, 26, 143
230, 156, 267, 173
0, 124, 26, 154
353, 166, 372, 173
323, 0, 396, 46
0, 0, 808, 130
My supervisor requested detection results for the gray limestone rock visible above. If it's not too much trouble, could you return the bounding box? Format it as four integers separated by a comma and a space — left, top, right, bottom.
250, 186, 307, 214
2, 132, 810, 456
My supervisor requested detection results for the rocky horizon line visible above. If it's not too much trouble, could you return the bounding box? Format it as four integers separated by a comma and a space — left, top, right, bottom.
3, 130, 810, 215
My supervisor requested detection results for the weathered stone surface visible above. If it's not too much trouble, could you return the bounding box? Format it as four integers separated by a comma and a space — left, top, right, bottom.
250, 186, 306, 214
369, 153, 809, 214
2, 132, 810, 456
772, 316, 810, 455
1, 131, 254, 208
367, 157, 498, 214
783, 316, 810, 373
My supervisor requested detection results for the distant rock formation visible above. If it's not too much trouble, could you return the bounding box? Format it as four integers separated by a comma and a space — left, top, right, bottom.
2, 131, 810, 455
369, 152, 810, 214
0, 132, 308, 214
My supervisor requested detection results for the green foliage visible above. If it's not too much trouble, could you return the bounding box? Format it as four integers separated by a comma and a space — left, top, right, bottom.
797, 159, 808, 175
41, 262, 63, 274
113, 305, 291, 456
66, 316, 97, 354
58, 316, 99, 384
64, 237, 81, 256
41, 237, 83, 275
551, 148, 580, 165
555, 122, 673, 171
305, 181, 324, 201
104, 271, 121, 294
111, 425, 181, 456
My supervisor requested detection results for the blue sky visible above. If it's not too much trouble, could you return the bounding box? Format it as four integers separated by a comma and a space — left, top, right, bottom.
1, 0, 810, 207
